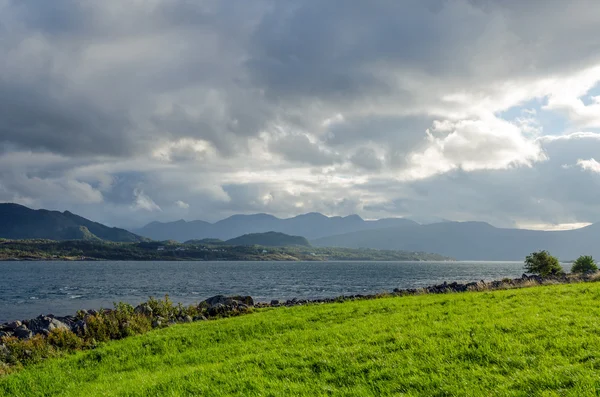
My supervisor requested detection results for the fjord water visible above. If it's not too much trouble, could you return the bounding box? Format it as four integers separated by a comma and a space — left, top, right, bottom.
0, 260, 556, 323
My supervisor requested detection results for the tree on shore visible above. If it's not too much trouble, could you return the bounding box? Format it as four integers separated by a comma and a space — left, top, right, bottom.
571, 255, 598, 273
524, 250, 564, 276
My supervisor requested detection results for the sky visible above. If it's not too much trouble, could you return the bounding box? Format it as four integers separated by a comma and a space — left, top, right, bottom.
1, 0, 600, 230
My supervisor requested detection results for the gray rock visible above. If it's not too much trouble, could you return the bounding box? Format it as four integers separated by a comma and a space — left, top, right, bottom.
27, 316, 70, 336
71, 320, 88, 336
193, 315, 208, 321
270, 300, 280, 306
134, 303, 153, 316
152, 316, 165, 328
183, 315, 193, 323
13, 326, 33, 339
6, 321, 22, 330
202, 295, 254, 308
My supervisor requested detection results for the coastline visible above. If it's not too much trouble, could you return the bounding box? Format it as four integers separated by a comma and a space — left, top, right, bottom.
2, 271, 598, 375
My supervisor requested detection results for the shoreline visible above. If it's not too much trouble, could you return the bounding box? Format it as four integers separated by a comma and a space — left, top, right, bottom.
2, 271, 598, 374
2, 271, 595, 333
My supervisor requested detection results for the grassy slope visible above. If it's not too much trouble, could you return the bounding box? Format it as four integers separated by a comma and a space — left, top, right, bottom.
3, 283, 600, 396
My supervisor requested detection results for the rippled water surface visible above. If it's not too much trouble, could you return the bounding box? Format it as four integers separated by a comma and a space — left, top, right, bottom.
0, 260, 556, 322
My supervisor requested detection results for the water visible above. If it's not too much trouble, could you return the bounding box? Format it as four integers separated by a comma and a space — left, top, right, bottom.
0, 260, 552, 323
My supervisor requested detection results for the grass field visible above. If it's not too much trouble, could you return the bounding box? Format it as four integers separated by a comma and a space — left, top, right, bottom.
3, 283, 600, 396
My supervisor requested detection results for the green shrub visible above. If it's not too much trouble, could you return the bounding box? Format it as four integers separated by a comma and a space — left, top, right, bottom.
47, 329, 83, 351
1, 335, 56, 366
571, 255, 598, 273
524, 250, 564, 276
147, 295, 175, 319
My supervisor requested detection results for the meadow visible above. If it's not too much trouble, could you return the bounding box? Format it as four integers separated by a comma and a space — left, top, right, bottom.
2, 282, 600, 396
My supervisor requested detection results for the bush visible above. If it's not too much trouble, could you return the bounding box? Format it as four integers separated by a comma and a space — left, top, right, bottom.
571, 255, 598, 274
47, 329, 83, 350
524, 250, 564, 276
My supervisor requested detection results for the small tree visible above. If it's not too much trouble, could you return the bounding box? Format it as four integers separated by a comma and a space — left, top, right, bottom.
571, 255, 598, 274
524, 250, 564, 276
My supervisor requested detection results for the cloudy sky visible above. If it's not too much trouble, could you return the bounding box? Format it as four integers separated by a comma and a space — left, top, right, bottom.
2, 0, 600, 229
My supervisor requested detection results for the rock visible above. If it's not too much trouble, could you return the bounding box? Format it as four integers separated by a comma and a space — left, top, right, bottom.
134, 303, 153, 316
0, 331, 12, 338
182, 315, 193, 323
13, 325, 33, 339
87, 309, 99, 316
193, 315, 208, 321
202, 295, 254, 308
71, 320, 88, 336
207, 303, 227, 317
6, 321, 22, 330
152, 316, 165, 328
27, 316, 70, 336
270, 299, 280, 306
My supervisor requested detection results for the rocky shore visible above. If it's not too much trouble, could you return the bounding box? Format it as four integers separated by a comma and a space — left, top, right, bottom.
1, 272, 593, 343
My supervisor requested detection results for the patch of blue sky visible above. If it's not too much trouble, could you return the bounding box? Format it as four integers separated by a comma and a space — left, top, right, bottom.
496, 98, 544, 120
497, 97, 569, 136
580, 81, 600, 106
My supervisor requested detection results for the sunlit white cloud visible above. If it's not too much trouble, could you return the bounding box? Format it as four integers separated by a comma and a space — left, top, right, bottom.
577, 158, 600, 174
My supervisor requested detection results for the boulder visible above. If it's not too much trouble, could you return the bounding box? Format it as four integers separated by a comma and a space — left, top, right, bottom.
152, 316, 165, 328
202, 295, 254, 308
27, 316, 70, 336
207, 303, 227, 317
134, 303, 153, 316
71, 320, 88, 336
6, 321, 22, 330
13, 325, 33, 339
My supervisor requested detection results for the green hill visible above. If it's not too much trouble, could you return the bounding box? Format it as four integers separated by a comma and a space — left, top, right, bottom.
2, 283, 600, 395
0, 203, 146, 242
225, 231, 311, 247
183, 238, 226, 245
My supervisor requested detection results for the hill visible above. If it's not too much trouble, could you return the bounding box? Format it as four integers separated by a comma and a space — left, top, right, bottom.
0, 203, 146, 242
225, 232, 311, 247
0, 239, 451, 262
133, 212, 417, 241
312, 221, 600, 261
2, 283, 600, 395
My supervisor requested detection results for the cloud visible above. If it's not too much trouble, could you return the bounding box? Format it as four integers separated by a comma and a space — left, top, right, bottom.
577, 158, 600, 174
132, 189, 161, 212
1, 0, 600, 229
268, 133, 342, 166
401, 116, 546, 180
175, 200, 190, 209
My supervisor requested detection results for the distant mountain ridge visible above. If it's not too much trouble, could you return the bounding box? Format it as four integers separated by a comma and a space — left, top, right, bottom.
312, 221, 600, 261
0, 203, 146, 242
133, 212, 418, 241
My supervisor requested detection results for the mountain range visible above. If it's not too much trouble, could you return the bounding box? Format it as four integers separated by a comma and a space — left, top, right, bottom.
2, 203, 600, 261
133, 213, 418, 241
312, 221, 600, 261
0, 203, 145, 242
134, 213, 600, 261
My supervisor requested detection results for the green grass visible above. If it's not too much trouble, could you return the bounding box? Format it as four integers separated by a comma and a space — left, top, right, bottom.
3, 283, 600, 396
